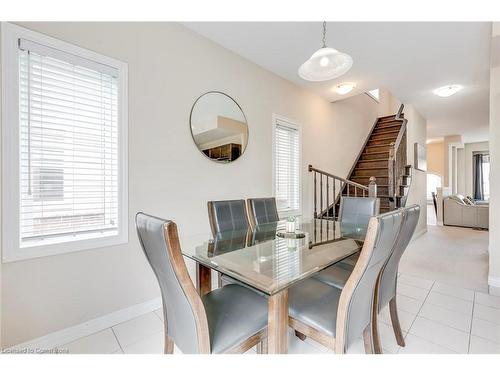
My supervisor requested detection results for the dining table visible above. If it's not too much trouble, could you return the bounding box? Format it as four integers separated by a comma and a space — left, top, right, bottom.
180, 218, 366, 354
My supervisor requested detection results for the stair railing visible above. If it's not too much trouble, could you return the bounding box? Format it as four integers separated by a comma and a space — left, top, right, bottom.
309, 164, 376, 220
388, 104, 408, 210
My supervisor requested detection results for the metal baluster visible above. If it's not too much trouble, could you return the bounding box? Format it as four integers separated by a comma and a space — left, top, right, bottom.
326, 175, 330, 220
320, 174, 323, 220
333, 179, 336, 231
314, 171, 317, 218
326, 176, 330, 241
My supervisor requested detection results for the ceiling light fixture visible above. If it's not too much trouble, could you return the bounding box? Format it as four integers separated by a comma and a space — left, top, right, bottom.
334, 82, 356, 95
433, 84, 463, 98
298, 22, 353, 82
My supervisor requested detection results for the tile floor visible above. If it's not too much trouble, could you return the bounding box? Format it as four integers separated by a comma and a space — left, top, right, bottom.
55, 272, 500, 354
52, 225, 497, 354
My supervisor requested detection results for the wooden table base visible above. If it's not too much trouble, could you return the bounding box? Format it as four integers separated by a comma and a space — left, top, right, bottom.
267, 289, 288, 354
196, 263, 212, 296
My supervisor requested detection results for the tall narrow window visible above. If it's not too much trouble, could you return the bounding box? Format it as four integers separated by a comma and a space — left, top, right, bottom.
273, 116, 301, 216
2, 24, 128, 261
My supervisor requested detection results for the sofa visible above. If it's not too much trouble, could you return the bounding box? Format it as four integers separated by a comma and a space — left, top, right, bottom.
443, 194, 489, 229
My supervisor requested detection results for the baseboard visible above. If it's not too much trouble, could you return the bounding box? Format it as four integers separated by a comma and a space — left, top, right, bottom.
488, 276, 500, 289
488, 277, 500, 296
8, 297, 162, 351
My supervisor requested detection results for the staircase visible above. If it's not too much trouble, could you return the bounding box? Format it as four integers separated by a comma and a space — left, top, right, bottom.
310, 104, 412, 220
349, 107, 411, 213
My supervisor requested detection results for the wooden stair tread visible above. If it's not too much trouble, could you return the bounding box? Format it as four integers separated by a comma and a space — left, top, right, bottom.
368, 135, 398, 141
362, 150, 389, 154
358, 158, 388, 162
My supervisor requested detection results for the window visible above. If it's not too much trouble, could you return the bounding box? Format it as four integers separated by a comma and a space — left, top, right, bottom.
366, 88, 380, 102
2, 23, 128, 262
272, 115, 301, 216
426, 173, 442, 202
473, 152, 490, 201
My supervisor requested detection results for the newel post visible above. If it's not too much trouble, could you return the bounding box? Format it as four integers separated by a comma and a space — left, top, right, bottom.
368, 177, 377, 198
388, 142, 396, 198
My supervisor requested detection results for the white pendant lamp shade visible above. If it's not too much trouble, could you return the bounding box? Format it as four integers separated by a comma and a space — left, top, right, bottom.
299, 47, 353, 82
298, 22, 353, 82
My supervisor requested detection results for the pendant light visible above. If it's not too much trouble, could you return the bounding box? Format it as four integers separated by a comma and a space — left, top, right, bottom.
298, 22, 353, 82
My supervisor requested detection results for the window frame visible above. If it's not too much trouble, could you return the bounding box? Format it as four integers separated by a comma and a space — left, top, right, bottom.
1, 23, 129, 263
272, 114, 302, 218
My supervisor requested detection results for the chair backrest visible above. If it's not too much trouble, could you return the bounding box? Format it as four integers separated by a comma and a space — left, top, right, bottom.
135, 213, 210, 354
208, 229, 249, 257
335, 209, 403, 353
246, 197, 280, 228
378, 205, 420, 309
249, 222, 278, 246
339, 197, 380, 237
207, 199, 249, 235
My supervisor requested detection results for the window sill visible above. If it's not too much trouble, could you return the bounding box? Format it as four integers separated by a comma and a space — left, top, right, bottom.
2, 231, 128, 263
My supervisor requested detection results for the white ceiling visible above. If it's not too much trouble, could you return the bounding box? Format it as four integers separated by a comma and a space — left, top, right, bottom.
184, 22, 491, 143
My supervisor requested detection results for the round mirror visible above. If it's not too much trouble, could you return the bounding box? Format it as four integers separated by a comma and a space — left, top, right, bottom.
190, 92, 248, 163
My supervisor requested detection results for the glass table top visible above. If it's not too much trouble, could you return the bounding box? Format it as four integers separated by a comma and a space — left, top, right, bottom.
180, 219, 365, 295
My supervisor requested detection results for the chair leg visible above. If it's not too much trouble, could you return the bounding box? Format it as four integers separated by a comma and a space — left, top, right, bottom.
389, 296, 405, 347
256, 339, 268, 354
164, 334, 174, 354
363, 325, 374, 354
295, 330, 307, 341
371, 274, 383, 354
371, 314, 383, 354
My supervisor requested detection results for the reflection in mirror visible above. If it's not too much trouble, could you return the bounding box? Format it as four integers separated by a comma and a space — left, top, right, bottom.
190, 92, 248, 163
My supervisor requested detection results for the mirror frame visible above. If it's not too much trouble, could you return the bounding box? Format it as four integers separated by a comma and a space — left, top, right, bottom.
189, 91, 249, 164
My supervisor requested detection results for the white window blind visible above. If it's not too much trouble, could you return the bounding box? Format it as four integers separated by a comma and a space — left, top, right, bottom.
18, 39, 120, 247
274, 119, 300, 214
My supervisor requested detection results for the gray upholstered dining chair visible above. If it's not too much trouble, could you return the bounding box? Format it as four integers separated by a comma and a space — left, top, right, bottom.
135, 212, 268, 354
372, 205, 420, 352
207, 199, 249, 235
312, 196, 379, 284
246, 197, 280, 228
288, 209, 403, 354
338, 196, 380, 238
310, 205, 420, 353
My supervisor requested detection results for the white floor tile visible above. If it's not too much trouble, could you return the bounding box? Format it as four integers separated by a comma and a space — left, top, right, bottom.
378, 321, 406, 354
475, 292, 500, 309
398, 334, 456, 354
469, 335, 500, 354
396, 293, 425, 314
287, 328, 327, 354
425, 291, 473, 315
473, 303, 500, 325
398, 274, 434, 290
471, 318, 500, 344
378, 305, 416, 332
419, 302, 472, 332
409, 317, 470, 353
397, 283, 429, 301
122, 331, 164, 354
112, 312, 163, 348
346, 338, 365, 354
59, 329, 121, 354
431, 282, 474, 302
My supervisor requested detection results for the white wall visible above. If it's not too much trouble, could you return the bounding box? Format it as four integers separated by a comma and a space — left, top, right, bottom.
404, 104, 428, 236
489, 22, 500, 295
427, 142, 445, 177
0, 27, 3, 348
0, 22, 391, 347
